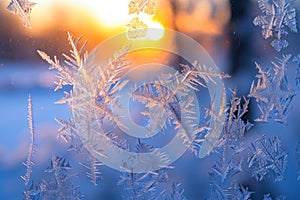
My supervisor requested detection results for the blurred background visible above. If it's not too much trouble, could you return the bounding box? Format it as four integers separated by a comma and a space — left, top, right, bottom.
0, 0, 300, 199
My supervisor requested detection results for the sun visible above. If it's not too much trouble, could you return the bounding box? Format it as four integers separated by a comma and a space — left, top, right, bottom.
29, 0, 165, 40
30, 0, 130, 27
145, 20, 165, 41
85, 0, 130, 27
87, 0, 165, 40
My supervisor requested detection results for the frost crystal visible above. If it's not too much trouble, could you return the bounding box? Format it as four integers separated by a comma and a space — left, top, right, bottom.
118, 140, 170, 200
208, 148, 247, 200
6, 0, 37, 28
170, 183, 187, 200
23, 156, 82, 200
234, 185, 253, 200
249, 55, 295, 123
132, 61, 229, 157
248, 135, 288, 182
253, 0, 298, 51
293, 54, 300, 86
263, 194, 287, 200
126, 17, 148, 39
215, 90, 252, 153
128, 0, 156, 15
37, 32, 87, 92
23, 181, 40, 200
127, 0, 157, 39
41, 156, 81, 200
21, 94, 36, 185
56, 116, 104, 185
80, 155, 103, 186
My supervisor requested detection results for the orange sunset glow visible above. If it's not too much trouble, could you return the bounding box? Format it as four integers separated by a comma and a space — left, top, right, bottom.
26, 0, 168, 38
0, 0, 231, 63
5, 0, 230, 36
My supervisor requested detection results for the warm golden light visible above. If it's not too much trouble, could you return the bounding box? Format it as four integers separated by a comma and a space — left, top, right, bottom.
85, 0, 130, 27
30, 0, 131, 27
28, 0, 165, 41
126, 14, 165, 41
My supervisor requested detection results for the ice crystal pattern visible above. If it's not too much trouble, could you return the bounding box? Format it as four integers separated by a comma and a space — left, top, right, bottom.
37, 32, 88, 92
248, 54, 295, 123
208, 91, 253, 200
128, 0, 156, 15
208, 147, 254, 200
118, 140, 186, 200
21, 94, 36, 186
293, 54, 300, 86
132, 61, 229, 158
253, 0, 298, 52
23, 156, 82, 200
127, 0, 157, 39
118, 140, 168, 200
215, 90, 252, 154
6, 0, 37, 28
248, 135, 288, 182
263, 194, 287, 200
37, 33, 106, 185
127, 17, 148, 40
80, 155, 103, 186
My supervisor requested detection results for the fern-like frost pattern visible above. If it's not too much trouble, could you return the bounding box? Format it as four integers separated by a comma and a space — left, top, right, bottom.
21, 94, 36, 186
118, 140, 186, 200
249, 55, 295, 123
215, 90, 252, 153
253, 0, 298, 51
248, 135, 288, 182
23, 156, 82, 200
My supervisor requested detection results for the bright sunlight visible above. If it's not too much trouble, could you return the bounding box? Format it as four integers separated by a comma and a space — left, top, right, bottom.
29, 0, 165, 40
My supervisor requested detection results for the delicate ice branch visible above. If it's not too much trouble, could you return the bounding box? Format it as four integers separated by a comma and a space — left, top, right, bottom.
80, 155, 103, 186
21, 94, 36, 186
253, 0, 298, 51
6, 0, 37, 28
249, 55, 295, 123
248, 135, 288, 182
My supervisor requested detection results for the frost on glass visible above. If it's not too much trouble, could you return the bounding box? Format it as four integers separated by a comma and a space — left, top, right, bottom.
118, 140, 170, 200
248, 135, 288, 182
126, 17, 148, 40
6, 0, 37, 28
208, 90, 253, 200
293, 54, 300, 86
131, 61, 229, 157
169, 183, 187, 200
37, 33, 108, 185
80, 155, 103, 186
128, 0, 156, 15
253, 0, 298, 52
215, 90, 252, 154
55, 117, 103, 186
248, 55, 295, 123
37, 32, 88, 92
118, 140, 187, 200
21, 94, 36, 186
263, 194, 287, 200
23, 156, 82, 200
208, 147, 253, 200
127, 0, 157, 39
